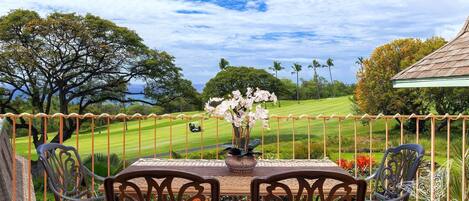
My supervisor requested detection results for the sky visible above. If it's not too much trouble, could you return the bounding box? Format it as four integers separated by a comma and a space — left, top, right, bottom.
1, 0, 469, 88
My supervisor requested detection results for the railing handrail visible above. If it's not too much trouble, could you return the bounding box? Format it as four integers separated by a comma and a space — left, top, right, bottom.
0, 112, 468, 119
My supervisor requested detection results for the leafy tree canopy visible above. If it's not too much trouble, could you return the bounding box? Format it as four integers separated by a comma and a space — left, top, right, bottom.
202, 66, 287, 100
354, 37, 446, 115
0, 9, 198, 147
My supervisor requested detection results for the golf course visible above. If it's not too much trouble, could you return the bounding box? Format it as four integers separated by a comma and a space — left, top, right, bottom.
15, 96, 455, 164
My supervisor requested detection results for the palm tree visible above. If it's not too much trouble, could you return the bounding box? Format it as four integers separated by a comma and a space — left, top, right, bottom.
291, 63, 302, 104
219, 58, 230, 70
308, 59, 322, 99
269, 61, 284, 107
269, 61, 284, 78
325, 58, 334, 97
355, 57, 364, 66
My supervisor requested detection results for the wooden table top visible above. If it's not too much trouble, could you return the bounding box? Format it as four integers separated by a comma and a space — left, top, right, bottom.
117, 159, 349, 195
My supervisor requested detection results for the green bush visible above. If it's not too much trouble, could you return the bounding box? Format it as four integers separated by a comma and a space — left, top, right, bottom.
82, 153, 124, 177
449, 142, 469, 200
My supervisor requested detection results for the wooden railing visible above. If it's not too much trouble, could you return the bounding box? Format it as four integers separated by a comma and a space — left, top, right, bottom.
1, 113, 468, 201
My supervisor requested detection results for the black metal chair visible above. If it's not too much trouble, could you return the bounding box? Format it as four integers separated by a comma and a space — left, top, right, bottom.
38, 143, 105, 201
104, 169, 220, 201
251, 170, 367, 201
366, 144, 424, 201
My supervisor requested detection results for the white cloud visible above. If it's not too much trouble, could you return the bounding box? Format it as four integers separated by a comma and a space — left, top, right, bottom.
0, 0, 468, 85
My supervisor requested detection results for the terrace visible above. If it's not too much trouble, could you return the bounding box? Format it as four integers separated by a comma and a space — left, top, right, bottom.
0, 110, 467, 200
0, 3, 468, 201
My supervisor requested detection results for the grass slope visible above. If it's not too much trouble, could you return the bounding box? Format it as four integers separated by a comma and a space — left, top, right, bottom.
15, 96, 459, 164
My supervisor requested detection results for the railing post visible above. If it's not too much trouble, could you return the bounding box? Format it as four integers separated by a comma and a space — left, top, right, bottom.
261, 121, 265, 159
369, 119, 373, 177
277, 117, 280, 159
11, 116, 16, 201
154, 116, 157, 158
400, 117, 404, 145
385, 118, 389, 151
185, 118, 188, 159
91, 117, 95, 188
76, 117, 80, 154
216, 117, 219, 160
463, 118, 466, 201
200, 117, 204, 159
138, 118, 142, 157
169, 116, 173, 159
59, 115, 63, 144
430, 117, 435, 201
354, 118, 358, 178
107, 117, 111, 177
337, 118, 341, 165
308, 118, 312, 160
323, 118, 327, 159
28, 116, 32, 201
43, 116, 47, 201
292, 117, 295, 159
415, 117, 419, 201
122, 117, 126, 168
446, 118, 450, 201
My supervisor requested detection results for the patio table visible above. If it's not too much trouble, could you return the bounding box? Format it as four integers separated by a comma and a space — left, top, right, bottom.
114, 158, 350, 197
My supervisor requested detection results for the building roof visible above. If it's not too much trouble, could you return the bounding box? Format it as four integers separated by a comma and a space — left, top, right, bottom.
392, 17, 469, 88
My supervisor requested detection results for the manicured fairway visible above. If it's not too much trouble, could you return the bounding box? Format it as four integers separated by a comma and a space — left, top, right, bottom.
14, 96, 458, 164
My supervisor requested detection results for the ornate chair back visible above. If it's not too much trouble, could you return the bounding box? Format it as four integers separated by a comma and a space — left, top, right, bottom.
371, 144, 425, 201
104, 169, 220, 201
250, 170, 367, 201
38, 143, 103, 201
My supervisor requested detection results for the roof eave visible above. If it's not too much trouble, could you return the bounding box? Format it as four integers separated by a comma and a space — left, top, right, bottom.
393, 76, 469, 88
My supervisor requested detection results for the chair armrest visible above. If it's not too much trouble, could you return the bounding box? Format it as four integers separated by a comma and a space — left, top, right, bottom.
372, 192, 410, 201
378, 194, 409, 201
83, 166, 106, 182
46, 177, 105, 201
364, 172, 377, 181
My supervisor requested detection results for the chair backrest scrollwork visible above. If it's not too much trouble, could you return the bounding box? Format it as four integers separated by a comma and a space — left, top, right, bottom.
104, 169, 220, 201
38, 143, 100, 200
251, 170, 367, 201
372, 144, 425, 201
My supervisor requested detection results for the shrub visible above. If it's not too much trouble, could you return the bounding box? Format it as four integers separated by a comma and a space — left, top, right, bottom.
82, 153, 124, 177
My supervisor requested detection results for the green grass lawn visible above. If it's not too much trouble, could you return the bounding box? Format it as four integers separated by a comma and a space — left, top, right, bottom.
14, 96, 463, 165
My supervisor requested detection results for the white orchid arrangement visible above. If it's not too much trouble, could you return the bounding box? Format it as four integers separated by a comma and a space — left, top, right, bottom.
204, 88, 277, 156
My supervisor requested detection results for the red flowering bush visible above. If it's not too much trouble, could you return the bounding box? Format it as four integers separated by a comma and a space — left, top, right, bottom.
336, 155, 375, 177
336, 159, 353, 170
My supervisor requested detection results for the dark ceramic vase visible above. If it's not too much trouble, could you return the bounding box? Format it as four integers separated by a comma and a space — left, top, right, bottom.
224, 154, 257, 173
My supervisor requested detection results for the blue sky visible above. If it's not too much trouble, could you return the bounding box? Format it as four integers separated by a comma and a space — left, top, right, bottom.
1, 0, 469, 86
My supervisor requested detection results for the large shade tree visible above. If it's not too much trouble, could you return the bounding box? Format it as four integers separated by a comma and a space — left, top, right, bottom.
0, 10, 197, 148
202, 66, 286, 100
354, 37, 446, 122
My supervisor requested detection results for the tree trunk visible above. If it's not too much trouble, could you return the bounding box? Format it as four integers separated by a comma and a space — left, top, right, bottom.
296, 72, 300, 104
314, 69, 320, 99
275, 71, 281, 107
328, 66, 334, 97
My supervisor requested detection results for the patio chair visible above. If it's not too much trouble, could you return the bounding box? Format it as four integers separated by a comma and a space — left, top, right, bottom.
250, 170, 367, 201
366, 144, 424, 201
38, 143, 105, 201
103, 169, 220, 201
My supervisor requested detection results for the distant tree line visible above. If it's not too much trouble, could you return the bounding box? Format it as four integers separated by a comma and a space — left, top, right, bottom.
205, 59, 355, 103
280, 78, 355, 100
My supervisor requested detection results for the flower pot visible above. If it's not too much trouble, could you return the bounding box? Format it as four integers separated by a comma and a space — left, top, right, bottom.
224, 154, 257, 173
